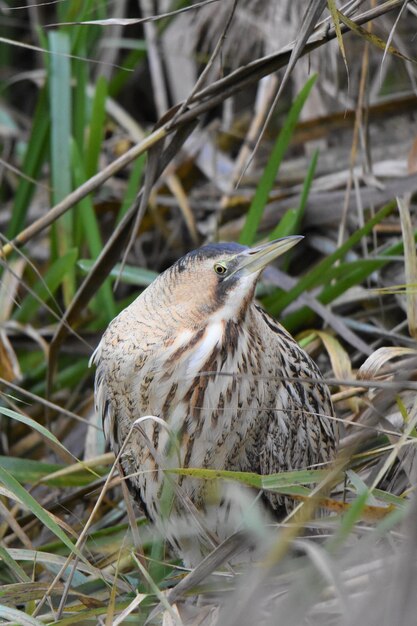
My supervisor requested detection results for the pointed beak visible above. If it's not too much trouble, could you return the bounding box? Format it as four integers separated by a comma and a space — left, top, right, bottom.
231, 235, 303, 278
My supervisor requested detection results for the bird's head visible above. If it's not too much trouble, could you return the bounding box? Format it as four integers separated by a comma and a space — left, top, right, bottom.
150, 236, 303, 328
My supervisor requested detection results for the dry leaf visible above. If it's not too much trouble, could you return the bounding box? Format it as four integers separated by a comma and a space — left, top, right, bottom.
0, 330, 21, 382
357, 346, 417, 380
311, 330, 352, 381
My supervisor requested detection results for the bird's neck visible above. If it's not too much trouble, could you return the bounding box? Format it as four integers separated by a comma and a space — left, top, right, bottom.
135, 278, 255, 347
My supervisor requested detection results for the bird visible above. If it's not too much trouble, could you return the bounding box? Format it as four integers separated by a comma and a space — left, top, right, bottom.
93, 236, 338, 567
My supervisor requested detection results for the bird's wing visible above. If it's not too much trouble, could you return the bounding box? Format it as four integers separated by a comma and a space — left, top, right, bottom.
91, 338, 119, 453
253, 306, 337, 509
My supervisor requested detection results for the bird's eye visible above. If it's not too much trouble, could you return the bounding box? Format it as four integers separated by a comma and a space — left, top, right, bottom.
214, 262, 227, 276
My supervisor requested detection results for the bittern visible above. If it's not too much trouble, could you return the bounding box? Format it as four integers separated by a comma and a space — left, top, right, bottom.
93, 237, 337, 566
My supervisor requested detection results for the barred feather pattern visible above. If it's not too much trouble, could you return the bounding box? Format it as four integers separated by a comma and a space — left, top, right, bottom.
93, 262, 337, 566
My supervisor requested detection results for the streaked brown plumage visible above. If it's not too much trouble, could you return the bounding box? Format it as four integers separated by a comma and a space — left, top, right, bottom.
93, 237, 337, 566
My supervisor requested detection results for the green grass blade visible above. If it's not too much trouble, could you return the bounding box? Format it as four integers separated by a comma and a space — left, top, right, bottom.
14, 248, 78, 323
32, 358, 89, 396
0, 456, 101, 488
71, 142, 102, 254
282, 232, 410, 332
0, 407, 72, 458
267, 150, 319, 276
282, 262, 390, 331
0, 544, 31, 583
67, 0, 97, 49
269, 149, 319, 242
166, 467, 331, 491
264, 201, 394, 316
321, 257, 388, 282
295, 148, 319, 223
372, 489, 408, 508
0, 604, 45, 626
48, 30, 75, 303
372, 502, 410, 534
108, 48, 147, 98
48, 604, 133, 625
347, 469, 378, 505
7, 88, 50, 239
77, 259, 157, 287
239, 74, 317, 246
48, 30, 72, 204
327, 490, 369, 549
85, 75, 107, 178
72, 55, 87, 150
117, 154, 145, 224
0, 465, 86, 563
66, 5, 96, 144
5, 548, 107, 584
71, 141, 116, 320
268, 208, 299, 241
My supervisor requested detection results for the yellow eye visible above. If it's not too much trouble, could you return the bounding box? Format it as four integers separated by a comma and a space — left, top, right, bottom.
214, 262, 227, 276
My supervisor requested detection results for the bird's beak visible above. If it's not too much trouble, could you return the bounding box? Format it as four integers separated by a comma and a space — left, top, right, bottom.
231, 235, 304, 277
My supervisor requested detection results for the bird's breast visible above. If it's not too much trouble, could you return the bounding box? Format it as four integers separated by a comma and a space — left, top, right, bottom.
139, 320, 226, 423
112, 316, 263, 458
